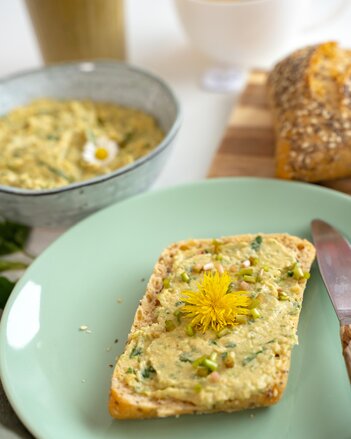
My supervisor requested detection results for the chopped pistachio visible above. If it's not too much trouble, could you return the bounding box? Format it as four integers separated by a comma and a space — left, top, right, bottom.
210, 352, 218, 361
249, 256, 259, 266
192, 263, 203, 273
194, 383, 202, 393
248, 298, 260, 309
192, 355, 207, 368
185, 324, 195, 336
196, 366, 209, 377
236, 314, 248, 324
243, 274, 256, 283
278, 291, 289, 301
293, 263, 304, 280
212, 239, 222, 254
239, 267, 254, 276
165, 319, 176, 332
181, 272, 190, 283
216, 327, 230, 338
173, 309, 182, 322
223, 351, 235, 368
202, 358, 218, 372
251, 308, 261, 319
163, 277, 170, 288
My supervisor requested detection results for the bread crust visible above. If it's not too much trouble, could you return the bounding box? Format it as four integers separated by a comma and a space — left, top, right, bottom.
267, 42, 351, 182
109, 234, 315, 419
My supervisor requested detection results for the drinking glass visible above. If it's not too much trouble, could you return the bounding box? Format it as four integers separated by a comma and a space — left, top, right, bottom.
25, 0, 126, 63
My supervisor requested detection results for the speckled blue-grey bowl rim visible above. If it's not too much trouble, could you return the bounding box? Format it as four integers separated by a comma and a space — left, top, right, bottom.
0, 60, 181, 197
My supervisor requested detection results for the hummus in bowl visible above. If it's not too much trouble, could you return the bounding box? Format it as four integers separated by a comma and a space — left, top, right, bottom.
0, 61, 180, 227
0, 99, 164, 190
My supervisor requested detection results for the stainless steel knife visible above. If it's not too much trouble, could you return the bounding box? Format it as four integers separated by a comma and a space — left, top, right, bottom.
311, 219, 351, 382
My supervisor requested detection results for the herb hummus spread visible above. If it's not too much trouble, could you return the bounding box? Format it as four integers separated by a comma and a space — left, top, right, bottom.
115, 236, 311, 407
0, 99, 164, 190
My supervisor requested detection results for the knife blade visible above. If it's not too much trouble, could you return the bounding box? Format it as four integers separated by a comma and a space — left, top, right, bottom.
311, 219, 351, 382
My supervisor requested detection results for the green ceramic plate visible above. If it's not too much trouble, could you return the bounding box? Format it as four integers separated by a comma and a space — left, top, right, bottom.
1, 178, 351, 439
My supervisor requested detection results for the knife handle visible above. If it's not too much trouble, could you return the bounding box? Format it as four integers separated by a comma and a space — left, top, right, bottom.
340, 324, 351, 383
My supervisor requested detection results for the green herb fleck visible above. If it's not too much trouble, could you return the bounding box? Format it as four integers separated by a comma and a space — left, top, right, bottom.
179, 353, 193, 363
46, 134, 60, 141
181, 272, 190, 283
165, 319, 176, 332
0, 220, 31, 256
225, 342, 237, 348
163, 277, 170, 288
242, 349, 264, 366
0, 276, 16, 308
38, 160, 73, 182
130, 345, 142, 358
141, 365, 156, 378
251, 236, 263, 251
193, 383, 202, 393
185, 324, 195, 336
0, 260, 28, 272
126, 367, 135, 374
212, 239, 222, 254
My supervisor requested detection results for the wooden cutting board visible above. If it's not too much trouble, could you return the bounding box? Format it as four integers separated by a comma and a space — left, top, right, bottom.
208, 70, 351, 195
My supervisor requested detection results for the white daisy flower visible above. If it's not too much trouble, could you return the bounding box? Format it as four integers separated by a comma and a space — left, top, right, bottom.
82, 136, 119, 166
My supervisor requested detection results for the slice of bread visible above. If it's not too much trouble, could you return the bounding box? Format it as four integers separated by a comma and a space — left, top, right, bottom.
109, 234, 315, 419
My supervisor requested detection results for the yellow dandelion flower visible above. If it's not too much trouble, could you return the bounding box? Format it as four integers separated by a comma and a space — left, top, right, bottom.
181, 271, 252, 333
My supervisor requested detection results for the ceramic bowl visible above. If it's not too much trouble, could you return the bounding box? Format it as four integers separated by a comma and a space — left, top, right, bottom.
0, 61, 181, 227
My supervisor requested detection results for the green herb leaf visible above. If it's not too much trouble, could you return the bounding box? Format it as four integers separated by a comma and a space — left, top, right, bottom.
38, 160, 73, 183
121, 131, 134, 147
129, 345, 143, 358
242, 349, 264, 366
0, 260, 28, 272
265, 339, 276, 344
0, 221, 31, 256
46, 134, 60, 141
251, 236, 263, 251
0, 276, 16, 308
141, 365, 156, 378
85, 129, 96, 143
179, 353, 193, 363
225, 342, 237, 348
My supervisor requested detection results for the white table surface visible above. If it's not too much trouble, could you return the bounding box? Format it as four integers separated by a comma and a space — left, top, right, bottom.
0, 0, 351, 437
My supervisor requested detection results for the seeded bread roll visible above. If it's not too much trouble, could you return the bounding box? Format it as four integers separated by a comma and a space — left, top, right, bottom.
267, 42, 351, 182
109, 234, 315, 419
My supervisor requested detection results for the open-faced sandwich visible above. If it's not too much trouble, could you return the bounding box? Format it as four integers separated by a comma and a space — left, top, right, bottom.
109, 233, 315, 419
